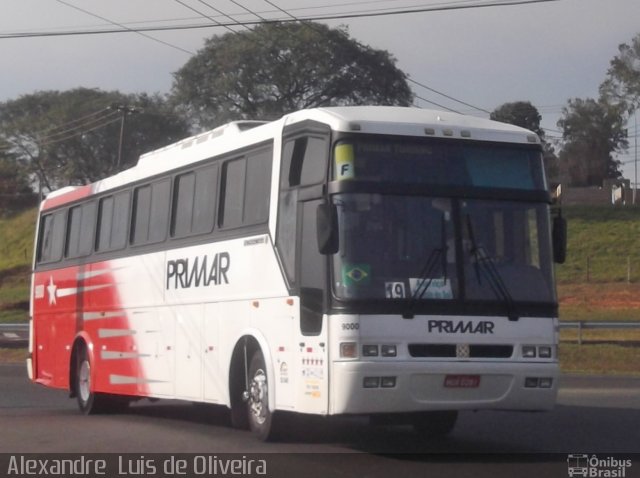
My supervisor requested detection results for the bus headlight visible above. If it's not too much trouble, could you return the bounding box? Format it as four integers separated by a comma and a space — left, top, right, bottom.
340, 342, 358, 358
381, 345, 397, 357
362, 344, 379, 357
522, 345, 537, 358
538, 346, 552, 358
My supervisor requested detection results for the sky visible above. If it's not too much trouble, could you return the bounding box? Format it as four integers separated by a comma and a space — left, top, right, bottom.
1, 0, 639, 178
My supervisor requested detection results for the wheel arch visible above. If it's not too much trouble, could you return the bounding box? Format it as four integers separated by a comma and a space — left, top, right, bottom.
227, 330, 276, 413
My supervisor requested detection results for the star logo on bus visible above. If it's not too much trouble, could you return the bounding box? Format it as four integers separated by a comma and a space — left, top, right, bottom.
46, 276, 57, 305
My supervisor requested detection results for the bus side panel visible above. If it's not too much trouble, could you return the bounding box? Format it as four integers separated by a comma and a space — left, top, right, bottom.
81, 260, 139, 397
31, 267, 80, 390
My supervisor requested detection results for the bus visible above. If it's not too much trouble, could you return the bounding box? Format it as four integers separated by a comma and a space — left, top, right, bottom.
29, 106, 566, 441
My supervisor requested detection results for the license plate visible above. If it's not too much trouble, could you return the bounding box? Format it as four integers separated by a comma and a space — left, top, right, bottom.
444, 375, 481, 388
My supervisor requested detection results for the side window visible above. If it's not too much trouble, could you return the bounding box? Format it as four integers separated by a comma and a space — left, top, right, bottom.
219, 147, 273, 230
244, 149, 272, 225
172, 172, 195, 237
131, 180, 170, 245
96, 191, 130, 252
192, 165, 217, 235
38, 210, 66, 263
131, 185, 152, 245
66, 202, 96, 258
282, 136, 328, 187
276, 134, 328, 287
219, 158, 246, 229
172, 164, 217, 238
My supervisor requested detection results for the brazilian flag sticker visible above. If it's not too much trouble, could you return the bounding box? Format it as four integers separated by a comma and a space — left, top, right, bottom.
342, 263, 371, 286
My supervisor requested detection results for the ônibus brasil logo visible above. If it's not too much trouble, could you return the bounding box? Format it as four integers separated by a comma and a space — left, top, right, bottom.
567, 454, 632, 477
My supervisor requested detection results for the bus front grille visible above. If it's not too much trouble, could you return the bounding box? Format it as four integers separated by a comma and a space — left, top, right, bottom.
408, 344, 514, 359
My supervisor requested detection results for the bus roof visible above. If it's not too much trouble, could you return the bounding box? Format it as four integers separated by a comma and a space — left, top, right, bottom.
288, 106, 540, 144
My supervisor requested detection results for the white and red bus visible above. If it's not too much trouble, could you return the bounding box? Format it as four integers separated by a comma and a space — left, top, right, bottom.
29, 106, 566, 440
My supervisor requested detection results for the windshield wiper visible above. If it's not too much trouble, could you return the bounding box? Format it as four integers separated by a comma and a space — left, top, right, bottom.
403, 213, 448, 319
466, 214, 518, 321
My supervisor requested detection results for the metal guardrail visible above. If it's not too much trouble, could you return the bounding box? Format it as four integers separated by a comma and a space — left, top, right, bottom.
559, 321, 640, 345
0, 324, 28, 330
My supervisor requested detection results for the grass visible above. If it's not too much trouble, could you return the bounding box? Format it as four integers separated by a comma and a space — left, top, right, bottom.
559, 344, 640, 376
0, 208, 36, 271
556, 205, 640, 284
0, 209, 35, 324
0, 348, 27, 363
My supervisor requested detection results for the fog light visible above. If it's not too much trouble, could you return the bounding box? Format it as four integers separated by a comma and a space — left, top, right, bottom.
340, 342, 358, 358
538, 346, 552, 358
522, 346, 537, 358
539, 377, 553, 388
380, 376, 396, 388
524, 377, 539, 388
363, 344, 379, 357
381, 345, 397, 357
363, 377, 380, 388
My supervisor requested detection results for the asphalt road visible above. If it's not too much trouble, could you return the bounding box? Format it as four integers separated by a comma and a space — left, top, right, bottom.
1, 363, 639, 477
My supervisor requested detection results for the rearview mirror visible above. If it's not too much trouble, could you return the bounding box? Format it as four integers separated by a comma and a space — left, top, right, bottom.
316, 203, 339, 255
552, 214, 567, 264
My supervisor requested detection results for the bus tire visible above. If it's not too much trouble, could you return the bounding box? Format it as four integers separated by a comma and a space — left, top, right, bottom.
246, 350, 279, 441
412, 411, 458, 439
75, 345, 128, 415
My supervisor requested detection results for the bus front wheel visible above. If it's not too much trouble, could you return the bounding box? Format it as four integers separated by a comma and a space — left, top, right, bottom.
246, 350, 280, 441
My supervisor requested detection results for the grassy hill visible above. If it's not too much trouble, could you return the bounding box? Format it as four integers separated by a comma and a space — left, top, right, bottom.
0, 208, 36, 323
557, 205, 640, 284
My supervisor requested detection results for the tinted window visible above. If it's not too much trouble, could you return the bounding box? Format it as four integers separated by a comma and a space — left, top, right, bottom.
149, 180, 170, 243
131, 185, 152, 245
96, 191, 130, 252
172, 172, 195, 237
38, 211, 66, 263
244, 149, 272, 225
172, 165, 217, 238
219, 158, 246, 229
66, 202, 96, 258
282, 136, 327, 187
132, 180, 170, 245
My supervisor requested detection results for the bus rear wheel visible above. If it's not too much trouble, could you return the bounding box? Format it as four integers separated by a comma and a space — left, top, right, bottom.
75, 346, 128, 415
412, 411, 458, 439
246, 350, 280, 441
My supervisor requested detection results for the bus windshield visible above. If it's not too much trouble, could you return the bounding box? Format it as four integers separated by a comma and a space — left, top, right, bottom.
332, 194, 555, 305
334, 136, 546, 190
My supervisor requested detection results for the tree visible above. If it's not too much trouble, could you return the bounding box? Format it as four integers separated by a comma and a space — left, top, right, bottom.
0, 143, 36, 215
171, 22, 413, 129
0, 89, 189, 192
600, 33, 640, 114
557, 98, 628, 187
490, 101, 559, 185
490, 101, 544, 137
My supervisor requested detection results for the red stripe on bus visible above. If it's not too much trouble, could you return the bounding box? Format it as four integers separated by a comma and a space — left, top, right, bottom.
42, 185, 93, 211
